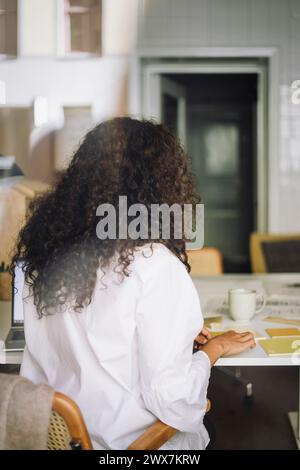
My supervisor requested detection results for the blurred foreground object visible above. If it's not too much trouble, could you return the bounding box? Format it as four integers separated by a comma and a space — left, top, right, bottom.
0, 373, 53, 450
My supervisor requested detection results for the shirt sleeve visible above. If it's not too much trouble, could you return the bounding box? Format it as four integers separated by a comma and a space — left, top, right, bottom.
135, 252, 211, 433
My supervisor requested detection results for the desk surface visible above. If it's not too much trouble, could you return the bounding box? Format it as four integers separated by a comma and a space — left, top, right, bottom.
1, 273, 300, 366
193, 273, 300, 366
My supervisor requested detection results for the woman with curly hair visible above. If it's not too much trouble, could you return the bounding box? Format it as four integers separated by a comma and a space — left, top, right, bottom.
14, 117, 255, 450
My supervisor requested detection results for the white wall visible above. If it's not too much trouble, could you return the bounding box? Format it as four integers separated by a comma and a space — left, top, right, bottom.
19, 0, 56, 56
136, 0, 300, 233
1, 56, 128, 121
0, 0, 138, 181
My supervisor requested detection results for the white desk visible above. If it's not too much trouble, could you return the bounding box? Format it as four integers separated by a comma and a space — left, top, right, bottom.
192, 273, 300, 449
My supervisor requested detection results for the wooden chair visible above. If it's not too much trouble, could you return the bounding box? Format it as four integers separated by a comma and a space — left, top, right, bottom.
250, 232, 300, 273
187, 247, 223, 276
48, 392, 93, 450
48, 392, 211, 451
129, 399, 211, 451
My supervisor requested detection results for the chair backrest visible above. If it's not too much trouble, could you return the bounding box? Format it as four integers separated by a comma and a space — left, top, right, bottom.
187, 247, 223, 276
48, 392, 93, 450
250, 232, 300, 273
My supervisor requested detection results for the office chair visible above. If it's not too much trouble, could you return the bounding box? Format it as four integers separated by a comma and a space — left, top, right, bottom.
187, 247, 223, 277
187, 247, 253, 401
48, 392, 211, 450
250, 232, 300, 273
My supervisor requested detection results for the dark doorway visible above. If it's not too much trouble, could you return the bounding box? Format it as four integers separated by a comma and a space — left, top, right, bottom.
161, 73, 258, 273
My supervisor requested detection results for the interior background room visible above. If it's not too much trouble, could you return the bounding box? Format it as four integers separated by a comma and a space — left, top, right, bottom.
0, 0, 300, 450
1, 0, 300, 272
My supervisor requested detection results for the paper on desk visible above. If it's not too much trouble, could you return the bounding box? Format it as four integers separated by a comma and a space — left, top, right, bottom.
266, 298, 300, 307
264, 280, 300, 297
203, 298, 227, 316
260, 299, 300, 325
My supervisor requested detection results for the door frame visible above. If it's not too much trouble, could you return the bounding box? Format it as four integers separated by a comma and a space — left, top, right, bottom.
129, 47, 280, 233
153, 75, 187, 146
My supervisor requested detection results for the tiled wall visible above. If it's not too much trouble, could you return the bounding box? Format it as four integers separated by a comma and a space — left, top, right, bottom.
138, 0, 300, 80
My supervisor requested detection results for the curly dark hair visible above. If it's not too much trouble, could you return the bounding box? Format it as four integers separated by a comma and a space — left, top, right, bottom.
11, 117, 200, 317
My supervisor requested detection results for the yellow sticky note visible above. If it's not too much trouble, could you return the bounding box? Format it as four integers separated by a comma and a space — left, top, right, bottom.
259, 337, 300, 356
264, 316, 300, 326
204, 316, 223, 329
266, 328, 300, 338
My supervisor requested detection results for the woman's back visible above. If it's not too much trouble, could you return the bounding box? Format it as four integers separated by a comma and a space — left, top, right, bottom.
21, 244, 210, 450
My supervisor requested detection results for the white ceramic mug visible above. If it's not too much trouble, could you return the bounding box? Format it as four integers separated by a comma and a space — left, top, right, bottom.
228, 288, 265, 322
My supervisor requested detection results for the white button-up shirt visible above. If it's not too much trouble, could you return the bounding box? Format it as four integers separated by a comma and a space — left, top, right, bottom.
21, 244, 211, 450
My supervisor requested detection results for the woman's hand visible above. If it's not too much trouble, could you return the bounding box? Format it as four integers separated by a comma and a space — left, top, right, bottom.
200, 330, 256, 366
194, 327, 212, 346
